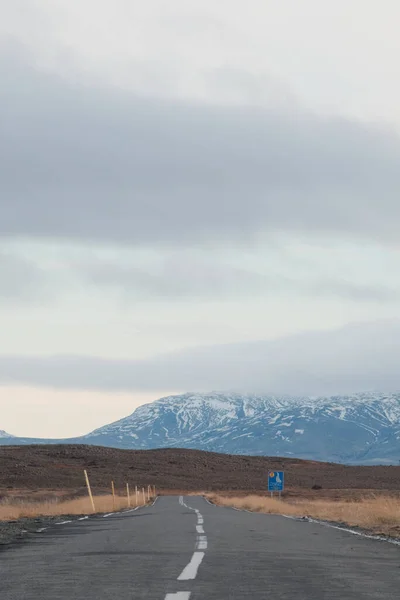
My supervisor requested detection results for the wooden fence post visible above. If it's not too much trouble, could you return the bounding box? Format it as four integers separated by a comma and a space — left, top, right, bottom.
111, 480, 116, 510
84, 469, 96, 513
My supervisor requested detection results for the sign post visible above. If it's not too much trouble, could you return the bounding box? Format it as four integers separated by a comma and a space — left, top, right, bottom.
268, 471, 284, 499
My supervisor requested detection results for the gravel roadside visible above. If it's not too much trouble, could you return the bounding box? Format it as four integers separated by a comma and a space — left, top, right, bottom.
0, 514, 87, 547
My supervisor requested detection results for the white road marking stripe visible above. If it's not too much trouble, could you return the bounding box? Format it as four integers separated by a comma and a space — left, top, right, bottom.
196, 525, 204, 534
78, 516, 89, 521
220, 504, 254, 514
55, 520, 72, 525
197, 516, 203, 524
165, 593, 191, 599
104, 506, 141, 518
177, 551, 205, 581
196, 535, 208, 550
282, 515, 400, 546
36, 528, 47, 533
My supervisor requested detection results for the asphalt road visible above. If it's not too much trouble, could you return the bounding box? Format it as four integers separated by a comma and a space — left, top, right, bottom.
1, 495, 400, 599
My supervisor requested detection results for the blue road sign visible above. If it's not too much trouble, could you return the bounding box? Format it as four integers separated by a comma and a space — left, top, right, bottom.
268, 471, 284, 492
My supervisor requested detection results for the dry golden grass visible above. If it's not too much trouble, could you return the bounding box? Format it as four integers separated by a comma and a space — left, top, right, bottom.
0, 494, 150, 521
208, 494, 400, 536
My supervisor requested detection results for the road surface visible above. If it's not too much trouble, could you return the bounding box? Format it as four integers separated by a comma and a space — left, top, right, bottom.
1, 495, 400, 599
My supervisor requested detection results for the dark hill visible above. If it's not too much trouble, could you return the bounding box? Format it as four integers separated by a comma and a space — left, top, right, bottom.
1, 445, 400, 498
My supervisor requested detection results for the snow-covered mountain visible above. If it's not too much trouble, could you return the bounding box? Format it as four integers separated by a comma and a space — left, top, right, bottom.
2, 392, 400, 464
0, 429, 14, 438
83, 392, 400, 464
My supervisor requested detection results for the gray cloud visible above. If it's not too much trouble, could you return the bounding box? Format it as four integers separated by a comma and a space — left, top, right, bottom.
1, 242, 396, 304
1, 43, 400, 247
0, 320, 399, 395
0, 249, 47, 303
306, 279, 400, 303
74, 253, 400, 303
77, 255, 272, 299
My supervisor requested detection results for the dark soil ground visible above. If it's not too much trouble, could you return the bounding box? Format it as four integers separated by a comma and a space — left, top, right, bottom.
1, 444, 400, 497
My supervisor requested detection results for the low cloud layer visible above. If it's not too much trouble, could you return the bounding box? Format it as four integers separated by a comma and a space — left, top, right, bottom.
1, 44, 400, 247
0, 320, 399, 396
78, 253, 400, 303
1, 241, 399, 305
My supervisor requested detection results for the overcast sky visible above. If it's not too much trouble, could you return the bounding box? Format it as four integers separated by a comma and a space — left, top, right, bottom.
1, 1, 400, 437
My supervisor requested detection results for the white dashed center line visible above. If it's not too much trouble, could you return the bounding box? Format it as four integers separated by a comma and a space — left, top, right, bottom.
196, 535, 208, 550
170, 496, 208, 597
179, 496, 208, 572
177, 551, 205, 581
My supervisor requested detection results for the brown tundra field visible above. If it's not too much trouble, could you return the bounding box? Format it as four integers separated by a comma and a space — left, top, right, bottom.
1, 444, 400, 537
